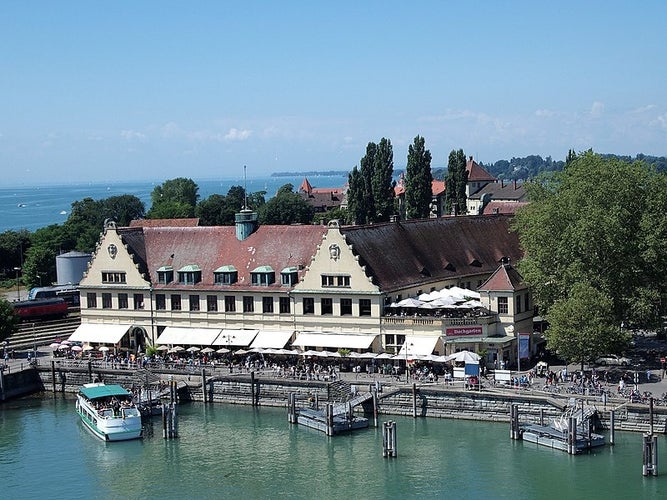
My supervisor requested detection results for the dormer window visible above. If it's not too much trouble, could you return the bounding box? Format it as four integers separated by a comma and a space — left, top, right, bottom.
156, 266, 174, 285
178, 264, 201, 285
251, 266, 275, 286
281, 267, 299, 286
214, 265, 238, 285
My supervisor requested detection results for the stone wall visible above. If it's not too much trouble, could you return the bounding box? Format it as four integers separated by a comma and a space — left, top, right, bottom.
10, 366, 667, 434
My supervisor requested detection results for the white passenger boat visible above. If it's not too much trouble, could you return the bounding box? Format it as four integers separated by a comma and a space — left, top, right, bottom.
76, 383, 143, 441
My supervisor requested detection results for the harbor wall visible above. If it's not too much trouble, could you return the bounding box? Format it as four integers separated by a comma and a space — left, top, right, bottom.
8, 366, 667, 434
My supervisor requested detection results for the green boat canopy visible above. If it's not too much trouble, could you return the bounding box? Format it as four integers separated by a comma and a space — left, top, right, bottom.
80, 384, 130, 400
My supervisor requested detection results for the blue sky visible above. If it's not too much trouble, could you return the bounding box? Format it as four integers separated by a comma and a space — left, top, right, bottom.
2, 1, 666, 185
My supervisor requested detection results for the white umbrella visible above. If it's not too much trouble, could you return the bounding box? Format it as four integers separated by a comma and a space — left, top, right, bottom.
186, 346, 201, 353
82, 345, 95, 351
375, 352, 394, 359
98, 346, 110, 352
358, 352, 378, 359
300, 350, 321, 357
156, 345, 169, 351
58, 344, 71, 350
71, 345, 83, 352
396, 297, 425, 308
201, 347, 215, 354
234, 349, 248, 355
49, 342, 60, 348
216, 347, 230, 354
444, 350, 480, 363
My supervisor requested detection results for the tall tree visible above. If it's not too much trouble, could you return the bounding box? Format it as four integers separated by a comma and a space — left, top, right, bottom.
513, 152, 667, 329
445, 149, 468, 215
147, 178, 199, 218
404, 135, 433, 219
347, 139, 395, 224
372, 138, 395, 222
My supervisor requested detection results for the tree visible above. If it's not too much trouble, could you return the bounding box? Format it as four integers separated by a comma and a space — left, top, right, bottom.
0, 229, 31, 277
258, 184, 314, 225
196, 194, 229, 226
513, 152, 667, 329
544, 283, 629, 370
445, 149, 468, 215
0, 297, 20, 344
22, 244, 57, 290
404, 135, 433, 219
102, 195, 145, 226
147, 178, 199, 218
372, 138, 395, 223
346, 139, 395, 225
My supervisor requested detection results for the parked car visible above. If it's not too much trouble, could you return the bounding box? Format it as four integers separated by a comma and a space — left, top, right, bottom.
595, 354, 631, 366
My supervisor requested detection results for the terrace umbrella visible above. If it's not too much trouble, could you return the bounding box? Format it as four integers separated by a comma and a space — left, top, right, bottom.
216, 348, 230, 354
49, 342, 60, 349
186, 346, 201, 353
234, 349, 248, 355
71, 345, 83, 352
201, 347, 215, 354
396, 297, 425, 308
82, 345, 95, 351
156, 345, 169, 351
98, 346, 110, 352
444, 350, 480, 363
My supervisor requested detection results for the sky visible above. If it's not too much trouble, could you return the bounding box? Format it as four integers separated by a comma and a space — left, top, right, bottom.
2, 1, 666, 185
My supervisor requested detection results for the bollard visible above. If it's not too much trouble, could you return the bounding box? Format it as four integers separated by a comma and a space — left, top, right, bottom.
642, 433, 658, 476
372, 390, 378, 428
412, 383, 417, 418
250, 371, 255, 407
609, 410, 615, 445
382, 421, 397, 458
325, 404, 334, 436
51, 360, 56, 393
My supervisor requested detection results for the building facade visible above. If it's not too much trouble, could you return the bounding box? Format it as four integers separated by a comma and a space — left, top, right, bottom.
75, 212, 533, 366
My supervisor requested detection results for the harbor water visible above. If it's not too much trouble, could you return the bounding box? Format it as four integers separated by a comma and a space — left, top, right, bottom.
1, 395, 666, 499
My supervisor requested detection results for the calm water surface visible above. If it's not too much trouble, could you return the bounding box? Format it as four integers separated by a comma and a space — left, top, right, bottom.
1, 395, 666, 499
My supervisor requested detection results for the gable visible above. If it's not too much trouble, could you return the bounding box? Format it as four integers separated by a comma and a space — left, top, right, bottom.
295, 221, 379, 293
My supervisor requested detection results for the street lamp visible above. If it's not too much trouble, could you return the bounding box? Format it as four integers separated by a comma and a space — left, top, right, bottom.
13, 267, 21, 301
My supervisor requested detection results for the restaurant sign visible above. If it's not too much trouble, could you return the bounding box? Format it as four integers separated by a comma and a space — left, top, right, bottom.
445, 326, 483, 337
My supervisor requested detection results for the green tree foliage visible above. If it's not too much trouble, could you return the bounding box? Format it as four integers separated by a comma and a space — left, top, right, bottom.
404, 135, 433, 219
347, 139, 395, 224
103, 195, 145, 226
513, 152, 667, 329
257, 184, 314, 225
372, 138, 395, 222
313, 207, 349, 225
445, 149, 468, 215
0, 297, 20, 344
544, 283, 629, 369
22, 245, 57, 290
0, 230, 31, 277
147, 178, 199, 219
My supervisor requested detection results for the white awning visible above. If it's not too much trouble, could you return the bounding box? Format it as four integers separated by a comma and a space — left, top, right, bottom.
156, 327, 222, 346
292, 332, 378, 350
213, 329, 259, 347
398, 336, 441, 357
68, 323, 132, 344
250, 330, 294, 349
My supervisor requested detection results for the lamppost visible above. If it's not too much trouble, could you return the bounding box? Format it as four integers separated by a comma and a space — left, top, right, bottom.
13, 267, 21, 301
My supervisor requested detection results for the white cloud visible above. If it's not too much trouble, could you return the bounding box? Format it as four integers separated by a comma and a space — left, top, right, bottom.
224, 128, 252, 141
120, 130, 147, 142
590, 101, 605, 117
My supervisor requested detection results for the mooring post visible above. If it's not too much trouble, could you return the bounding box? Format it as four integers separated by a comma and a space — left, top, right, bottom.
609, 410, 615, 445
510, 404, 520, 440
649, 398, 654, 435
51, 360, 56, 393
642, 432, 658, 476
326, 404, 334, 436
250, 371, 256, 407
88, 361, 93, 383
201, 368, 207, 404
161, 403, 167, 439
172, 403, 179, 438
412, 383, 417, 418
382, 421, 397, 458
372, 389, 378, 427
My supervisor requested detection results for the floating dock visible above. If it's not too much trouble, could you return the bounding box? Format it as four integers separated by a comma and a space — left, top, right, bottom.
297, 408, 369, 434
520, 423, 605, 453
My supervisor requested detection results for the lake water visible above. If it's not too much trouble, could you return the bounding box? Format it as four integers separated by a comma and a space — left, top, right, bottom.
1, 395, 666, 499
0, 175, 347, 233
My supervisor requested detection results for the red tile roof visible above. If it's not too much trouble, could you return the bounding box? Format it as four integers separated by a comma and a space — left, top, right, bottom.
129, 218, 200, 228
119, 225, 328, 292
394, 178, 446, 196
466, 156, 496, 182
478, 263, 527, 292
482, 201, 529, 215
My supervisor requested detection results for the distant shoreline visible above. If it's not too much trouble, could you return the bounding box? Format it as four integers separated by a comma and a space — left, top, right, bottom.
271, 171, 349, 178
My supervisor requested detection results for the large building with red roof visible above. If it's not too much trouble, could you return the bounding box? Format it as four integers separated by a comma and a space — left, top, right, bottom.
74, 207, 535, 368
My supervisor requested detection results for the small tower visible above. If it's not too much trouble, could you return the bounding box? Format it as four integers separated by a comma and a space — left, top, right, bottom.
235, 165, 258, 241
